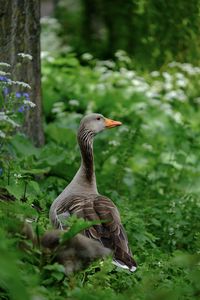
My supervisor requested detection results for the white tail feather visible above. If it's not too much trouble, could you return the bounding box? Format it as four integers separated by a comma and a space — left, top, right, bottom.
112, 260, 137, 272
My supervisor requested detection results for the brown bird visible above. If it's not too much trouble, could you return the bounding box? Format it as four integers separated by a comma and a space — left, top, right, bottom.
41, 230, 111, 274
50, 113, 137, 272
21, 221, 111, 274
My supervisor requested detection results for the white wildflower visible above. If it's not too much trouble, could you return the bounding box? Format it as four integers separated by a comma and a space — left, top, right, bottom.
194, 97, 200, 104
132, 79, 142, 86
115, 50, 127, 57
14, 173, 22, 178
175, 72, 185, 80
12, 80, 31, 89
153, 120, 165, 129
0, 112, 19, 127
82, 53, 93, 61
0, 130, 6, 138
69, 99, 79, 106
146, 90, 160, 99
164, 90, 186, 102
171, 201, 176, 208
100, 71, 113, 80
115, 78, 126, 86
95, 66, 107, 74
96, 83, 106, 92
0, 112, 7, 121
176, 90, 187, 102
119, 125, 129, 133
148, 99, 160, 107
0, 70, 10, 76
164, 90, 177, 101
41, 17, 61, 31
88, 84, 95, 92
163, 72, 172, 81
163, 82, 173, 91
176, 78, 188, 88
142, 143, 153, 151
150, 71, 160, 77
23, 100, 36, 108
173, 112, 183, 124
127, 70, 136, 79
180, 63, 196, 75
110, 156, 118, 164
134, 85, 148, 93
0, 62, 11, 68
18, 53, 33, 60
47, 56, 55, 63
41, 51, 49, 59
168, 61, 180, 68
109, 140, 120, 147
194, 67, 200, 74
6, 117, 20, 127
151, 81, 163, 92
115, 50, 131, 63
102, 60, 115, 69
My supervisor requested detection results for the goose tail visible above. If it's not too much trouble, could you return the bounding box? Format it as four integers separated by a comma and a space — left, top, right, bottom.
113, 259, 137, 272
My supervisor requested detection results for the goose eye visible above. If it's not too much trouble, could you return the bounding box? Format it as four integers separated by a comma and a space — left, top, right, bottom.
96, 117, 101, 121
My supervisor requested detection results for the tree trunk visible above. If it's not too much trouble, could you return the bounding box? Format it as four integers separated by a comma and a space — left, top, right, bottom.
0, 0, 44, 146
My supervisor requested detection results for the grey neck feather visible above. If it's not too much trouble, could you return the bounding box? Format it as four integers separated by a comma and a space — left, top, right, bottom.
77, 127, 95, 182
49, 125, 98, 219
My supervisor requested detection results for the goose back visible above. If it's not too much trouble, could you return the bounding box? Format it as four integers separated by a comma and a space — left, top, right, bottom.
51, 194, 137, 270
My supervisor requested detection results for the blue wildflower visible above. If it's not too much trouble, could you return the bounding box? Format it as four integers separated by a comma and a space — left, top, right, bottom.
18, 105, 25, 113
15, 92, 22, 98
0, 76, 8, 82
0, 77, 10, 97
0, 168, 3, 176
17, 92, 31, 113
23, 92, 30, 100
3, 87, 9, 95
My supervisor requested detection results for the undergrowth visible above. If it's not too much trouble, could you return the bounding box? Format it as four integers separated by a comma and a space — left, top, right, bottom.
0, 53, 200, 299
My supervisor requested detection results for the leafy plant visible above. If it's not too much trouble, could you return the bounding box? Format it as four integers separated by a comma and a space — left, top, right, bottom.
0, 52, 200, 299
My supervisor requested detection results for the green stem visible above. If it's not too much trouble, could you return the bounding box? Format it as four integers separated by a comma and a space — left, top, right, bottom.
22, 180, 28, 201
7, 163, 10, 185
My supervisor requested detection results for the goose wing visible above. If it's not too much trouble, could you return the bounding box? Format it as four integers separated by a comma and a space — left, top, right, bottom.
54, 194, 137, 271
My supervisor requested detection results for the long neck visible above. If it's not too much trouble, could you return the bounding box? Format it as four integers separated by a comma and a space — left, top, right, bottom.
77, 127, 95, 182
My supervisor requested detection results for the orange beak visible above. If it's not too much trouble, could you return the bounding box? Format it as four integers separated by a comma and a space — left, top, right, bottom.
105, 118, 122, 128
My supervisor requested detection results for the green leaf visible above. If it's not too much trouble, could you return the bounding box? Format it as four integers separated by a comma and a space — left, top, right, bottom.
21, 167, 50, 175
5, 182, 25, 200
37, 143, 67, 166
28, 180, 41, 194
60, 216, 106, 244
45, 123, 76, 146
10, 133, 39, 157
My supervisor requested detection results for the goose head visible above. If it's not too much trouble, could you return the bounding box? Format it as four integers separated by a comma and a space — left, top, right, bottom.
79, 113, 122, 135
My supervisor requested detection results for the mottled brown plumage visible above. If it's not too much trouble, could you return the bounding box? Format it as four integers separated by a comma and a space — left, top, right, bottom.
41, 230, 111, 274
50, 113, 137, 272
21, 221, 111, 275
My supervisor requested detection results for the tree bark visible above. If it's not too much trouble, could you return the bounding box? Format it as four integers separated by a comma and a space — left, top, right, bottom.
0, 0, 44, 146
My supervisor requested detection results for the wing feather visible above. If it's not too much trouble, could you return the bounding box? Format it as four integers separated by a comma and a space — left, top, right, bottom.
53, 193, 137, 270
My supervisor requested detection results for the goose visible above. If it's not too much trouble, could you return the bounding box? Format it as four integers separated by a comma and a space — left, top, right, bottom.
41, 230, 111, 274
49, 113, 137, 272
21, 221, 111, 274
